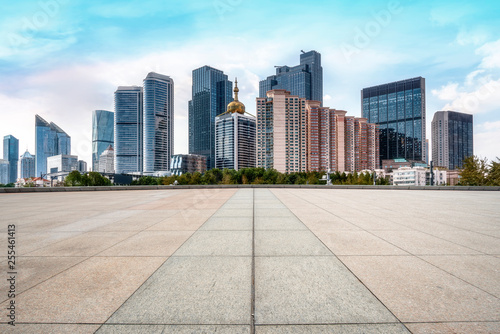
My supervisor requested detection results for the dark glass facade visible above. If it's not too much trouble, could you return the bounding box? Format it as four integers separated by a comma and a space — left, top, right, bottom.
35, 115, 71, 177
3, 135, 19, 183
19, 150, 35, 178
92, 110, 114, 172
432, 111, 473, 170
143, 72, 174, 172
114, 86, 143, 173
362, 77, 426, 166
259, 50, 323, 104
189, 66, 233, 169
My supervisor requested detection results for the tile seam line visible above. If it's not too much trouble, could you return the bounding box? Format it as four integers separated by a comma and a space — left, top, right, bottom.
251, 188, 256, 334
292, 190, 500, 299
272, 188, 413, 334
93, 188, 238, 333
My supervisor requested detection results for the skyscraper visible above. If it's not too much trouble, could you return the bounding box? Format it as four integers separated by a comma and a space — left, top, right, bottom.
215, 80, 256, 170
35, 115, 71, 177
114, 86, 143, 174
432, 111, 473, 170
92, 110, 114, 172
19, 150, 35, 179
259, 50, 323, 104
0, 160, 8, 184
361, 77, 426, 167
3, 135, 19, 183
189, 66, 233, 169
143, 72, 174, 172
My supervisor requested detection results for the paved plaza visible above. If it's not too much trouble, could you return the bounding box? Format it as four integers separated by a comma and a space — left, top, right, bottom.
0, 188, 499, 333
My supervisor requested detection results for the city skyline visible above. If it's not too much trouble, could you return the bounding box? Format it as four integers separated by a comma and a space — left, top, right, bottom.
1, 0, 499, 166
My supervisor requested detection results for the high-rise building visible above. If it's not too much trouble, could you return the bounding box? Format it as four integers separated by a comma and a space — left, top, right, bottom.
170, 154, 207, 176
0, 159, 9, 184
259, 50, 323, 104
3, 135, 19, 183
361, 77, 426, 167
215, 80, 256, 170
189, 66, 233, 169
19, 150, 35, 179
78, 160, 87, 173
114, 86, 143, 174
35, 115, 71, 177
98, 145, 114, 173
257, 90, 379, 173
47, 154, 78, 174
143, 72, 174, 172
92, 110, 114, 171
432, 111, 473, 170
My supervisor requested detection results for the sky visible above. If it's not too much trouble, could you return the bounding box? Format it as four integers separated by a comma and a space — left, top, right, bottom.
1, 0, 499, 167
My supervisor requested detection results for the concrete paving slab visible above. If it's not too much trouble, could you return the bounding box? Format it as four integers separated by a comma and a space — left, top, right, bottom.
106, 256, 251, 324
339, 255, 500, 322
173, 230, 252, 256
430, 230, 500, 254
0, 324, 100, 334
15, 231, 83, 255
97, 324, 251, 333
255, 256, 398, 324
255, 230, 331, 256
405, 321, 500, 334
199, 216, 253, 230
255, 324, 410, 333
146, 210, 216, 231
255, 216, 307, 230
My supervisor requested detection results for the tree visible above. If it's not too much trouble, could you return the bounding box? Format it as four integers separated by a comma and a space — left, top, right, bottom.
65, 170, 82, 186
487, 158, 500, 186
459, 156, 488, 186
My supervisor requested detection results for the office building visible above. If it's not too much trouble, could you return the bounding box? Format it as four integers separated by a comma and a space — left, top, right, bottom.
362, 77, 426, 167
114, 86, 143, 174
78, 160, 87, 173
393, 167, 427, 186
92, 110, 114, 171
143, 72, 174, 173
3, 135, 19, 184
170, 154, 207, 176
35, 115, 71, 177
432, 110, 473, 170
0, 159, 9, 184
259, 50, 323, 104
98, 145, 114, 173
46, 154, 78, 181
215, 80, 256, 170
189, 66, 233, 169
19, 150, 35, 179
257, 90, 378, 173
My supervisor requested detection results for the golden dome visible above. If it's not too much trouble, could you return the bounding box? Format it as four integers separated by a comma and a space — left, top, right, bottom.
226, 78, 245, 114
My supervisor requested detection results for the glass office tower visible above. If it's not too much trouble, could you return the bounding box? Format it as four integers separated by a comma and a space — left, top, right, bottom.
432, 111, 473, 170
19, 150, 35, 178
362, 77, 426, 166
143, 72, 174, 172
3, 135, 19, 183
259, 50, 323, 104
189, 66, 233, 169
114, 86, 143, 173
92, 110, 114, 171
35, 115, 71, 177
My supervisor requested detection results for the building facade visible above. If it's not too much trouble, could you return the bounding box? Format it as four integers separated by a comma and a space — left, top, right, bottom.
98, 145, 114, 173
35, 115, 71, 177
393, 167, 427, 186
432, 110, 473, 170
259, 50, 323, 104
189, 66, 233, 169
170, 154, 207, 175
0, 159, 9, 184
3, 135, 19, 183
362, 77, 426, 167
47, 154, 78, 180
143, 72, 174, 173
92, 110, 114, 172
215, 80, 256, 170
78, 160, 87, 173
19, 150, 35, 179
257, 90, 378, 174
114, 86, 143, 174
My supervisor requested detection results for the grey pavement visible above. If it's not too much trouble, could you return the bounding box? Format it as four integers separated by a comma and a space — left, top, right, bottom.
0, 188, 499, 333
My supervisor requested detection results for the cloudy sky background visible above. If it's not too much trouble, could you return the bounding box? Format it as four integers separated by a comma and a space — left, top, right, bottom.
1, 0, 499, 167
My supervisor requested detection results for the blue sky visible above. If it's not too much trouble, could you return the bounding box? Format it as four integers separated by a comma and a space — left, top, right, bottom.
1, 0, 499, 166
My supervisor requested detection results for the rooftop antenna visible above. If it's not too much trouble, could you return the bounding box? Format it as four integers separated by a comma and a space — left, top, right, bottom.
301, 50, 305, 54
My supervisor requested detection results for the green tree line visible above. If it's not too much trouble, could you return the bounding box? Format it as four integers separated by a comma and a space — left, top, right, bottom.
459, 156, 500, 186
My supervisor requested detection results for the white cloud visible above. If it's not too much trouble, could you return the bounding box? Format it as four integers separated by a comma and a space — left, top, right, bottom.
475, 121, 500, 161
477, 39, 500, 69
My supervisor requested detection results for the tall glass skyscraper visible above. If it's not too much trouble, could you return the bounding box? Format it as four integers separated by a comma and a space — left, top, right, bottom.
92, 110, 114, 171
189, 66, 233, 169
432, 111, 473, 170
114, 86, 143, 173
259, 50, 323, 104
362, 77, 426, 166
143, 72, 174, 172
35, 115, 71, 177
19, 150, 35, 178
3, 135, 19, 183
